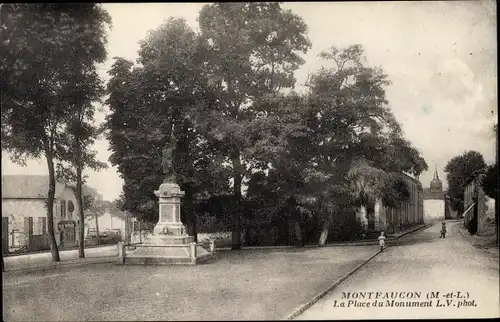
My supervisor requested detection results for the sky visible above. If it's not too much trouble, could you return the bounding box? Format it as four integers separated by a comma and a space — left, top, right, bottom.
2, 1, 497, 201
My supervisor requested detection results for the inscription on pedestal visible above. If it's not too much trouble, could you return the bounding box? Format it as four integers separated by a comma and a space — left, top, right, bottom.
160, 204, 175, 222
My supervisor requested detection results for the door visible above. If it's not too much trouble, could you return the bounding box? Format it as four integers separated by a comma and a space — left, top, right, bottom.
64, 222, 76, 244
57, 221, 76, 247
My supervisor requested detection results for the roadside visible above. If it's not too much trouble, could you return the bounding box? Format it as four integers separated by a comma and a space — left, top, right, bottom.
4, 243, 116, 257
3, 223, 428, 272
3, 245, 117, 272
294, 221, 499, 320
455, 221, 499, 258
214, 223, 431, 250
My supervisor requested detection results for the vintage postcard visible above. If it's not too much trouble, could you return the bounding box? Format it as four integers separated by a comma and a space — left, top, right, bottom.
1, 1, 498, 321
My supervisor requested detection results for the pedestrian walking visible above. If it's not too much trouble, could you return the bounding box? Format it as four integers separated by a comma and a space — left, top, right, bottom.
440, 222, 447, 239
378, 231, 386, 252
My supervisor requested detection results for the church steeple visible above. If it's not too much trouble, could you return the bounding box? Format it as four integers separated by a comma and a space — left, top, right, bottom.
433, 166, 439, 181
430, 165, 443, 192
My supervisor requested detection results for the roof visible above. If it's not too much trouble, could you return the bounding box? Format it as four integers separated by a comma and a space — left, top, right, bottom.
109, 209, 128, 220
399, 172, 423, 189
84, 204, 128, 220
2, 175, 67, 199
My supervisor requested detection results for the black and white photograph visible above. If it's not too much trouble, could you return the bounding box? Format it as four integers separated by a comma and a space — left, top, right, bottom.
1, 1, 498, 320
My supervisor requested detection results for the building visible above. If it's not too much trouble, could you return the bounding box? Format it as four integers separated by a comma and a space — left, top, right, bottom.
422, 167, 446, 222
463, 169, 496, 236
356, 172, 424, 234
2, 175, 81, 252
85, 207, 130, 240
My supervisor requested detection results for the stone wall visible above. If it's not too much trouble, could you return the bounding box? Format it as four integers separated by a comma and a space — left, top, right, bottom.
2, 187, 80, 248
365, 173, 424, 234
2, 199, 47, 248
462, 174, 495, 236
130, 231, 232, 245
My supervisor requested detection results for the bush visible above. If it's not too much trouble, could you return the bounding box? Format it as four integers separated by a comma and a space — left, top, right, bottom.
196, 213, 230, 233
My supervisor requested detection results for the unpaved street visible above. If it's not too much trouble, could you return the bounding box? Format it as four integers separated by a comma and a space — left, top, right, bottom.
296, 221, 499, 319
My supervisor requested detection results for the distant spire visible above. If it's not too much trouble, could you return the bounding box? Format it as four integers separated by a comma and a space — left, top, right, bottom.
430, 164, 443, 193
433, 165, 439, 181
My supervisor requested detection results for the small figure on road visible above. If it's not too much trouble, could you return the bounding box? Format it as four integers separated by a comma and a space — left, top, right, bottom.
440, 222, 447, 239
378, 231, 386, 252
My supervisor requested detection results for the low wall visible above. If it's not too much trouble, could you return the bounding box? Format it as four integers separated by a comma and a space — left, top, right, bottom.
29, 234, 49, 251
197, 232, 232, 243
130, 230, 232, 245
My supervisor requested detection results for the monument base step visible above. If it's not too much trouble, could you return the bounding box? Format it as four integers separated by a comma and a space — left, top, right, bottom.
143, 235, 194, 245
124, 244, 215, 266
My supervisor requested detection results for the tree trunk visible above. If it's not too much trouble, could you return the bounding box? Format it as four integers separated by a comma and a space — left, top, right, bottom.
231, 151, 243, 250
294, 220, 304, 247
95, 214, 100, 246
184, 210, 198, 242
246, 226, 253, 246
76, 166, 85, 258
183, 187, 198, 242
231, 221, 242, 250
240, 228, 247, 246
1, 242, 5, 271
45, 150, 60, 262
318, 219, 329, 247
126, 214, 133, 245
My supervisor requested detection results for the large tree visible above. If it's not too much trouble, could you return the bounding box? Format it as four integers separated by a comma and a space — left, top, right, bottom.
248, 45, 427, 246
444, 150, 487, 214
57, 118, 108, 258
198, 2, 311, 249
305, 45, 427, 244
55, 7, 110, 258
106, 18, 231, 241
1, 4, 111, 261
482, 163, 499, 201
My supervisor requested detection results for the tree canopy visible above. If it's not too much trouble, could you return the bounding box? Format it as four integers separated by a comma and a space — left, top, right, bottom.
244, 45, 427, 245
103, 5, 427, 247
444, 150, 487, 212
1, 3, 111, 261
482, 163, 498, 201
106, 18, 231, 240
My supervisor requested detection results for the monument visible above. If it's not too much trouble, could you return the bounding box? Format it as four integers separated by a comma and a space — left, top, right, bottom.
123, 137, 214, 265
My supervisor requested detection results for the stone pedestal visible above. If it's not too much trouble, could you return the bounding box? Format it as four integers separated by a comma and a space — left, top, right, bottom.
124, 181, 214, 265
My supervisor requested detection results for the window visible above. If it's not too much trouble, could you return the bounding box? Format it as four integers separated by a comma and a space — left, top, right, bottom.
61, 200, 67, 218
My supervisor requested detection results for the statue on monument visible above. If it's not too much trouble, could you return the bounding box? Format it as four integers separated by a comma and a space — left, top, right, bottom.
161, 126, 177, 183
